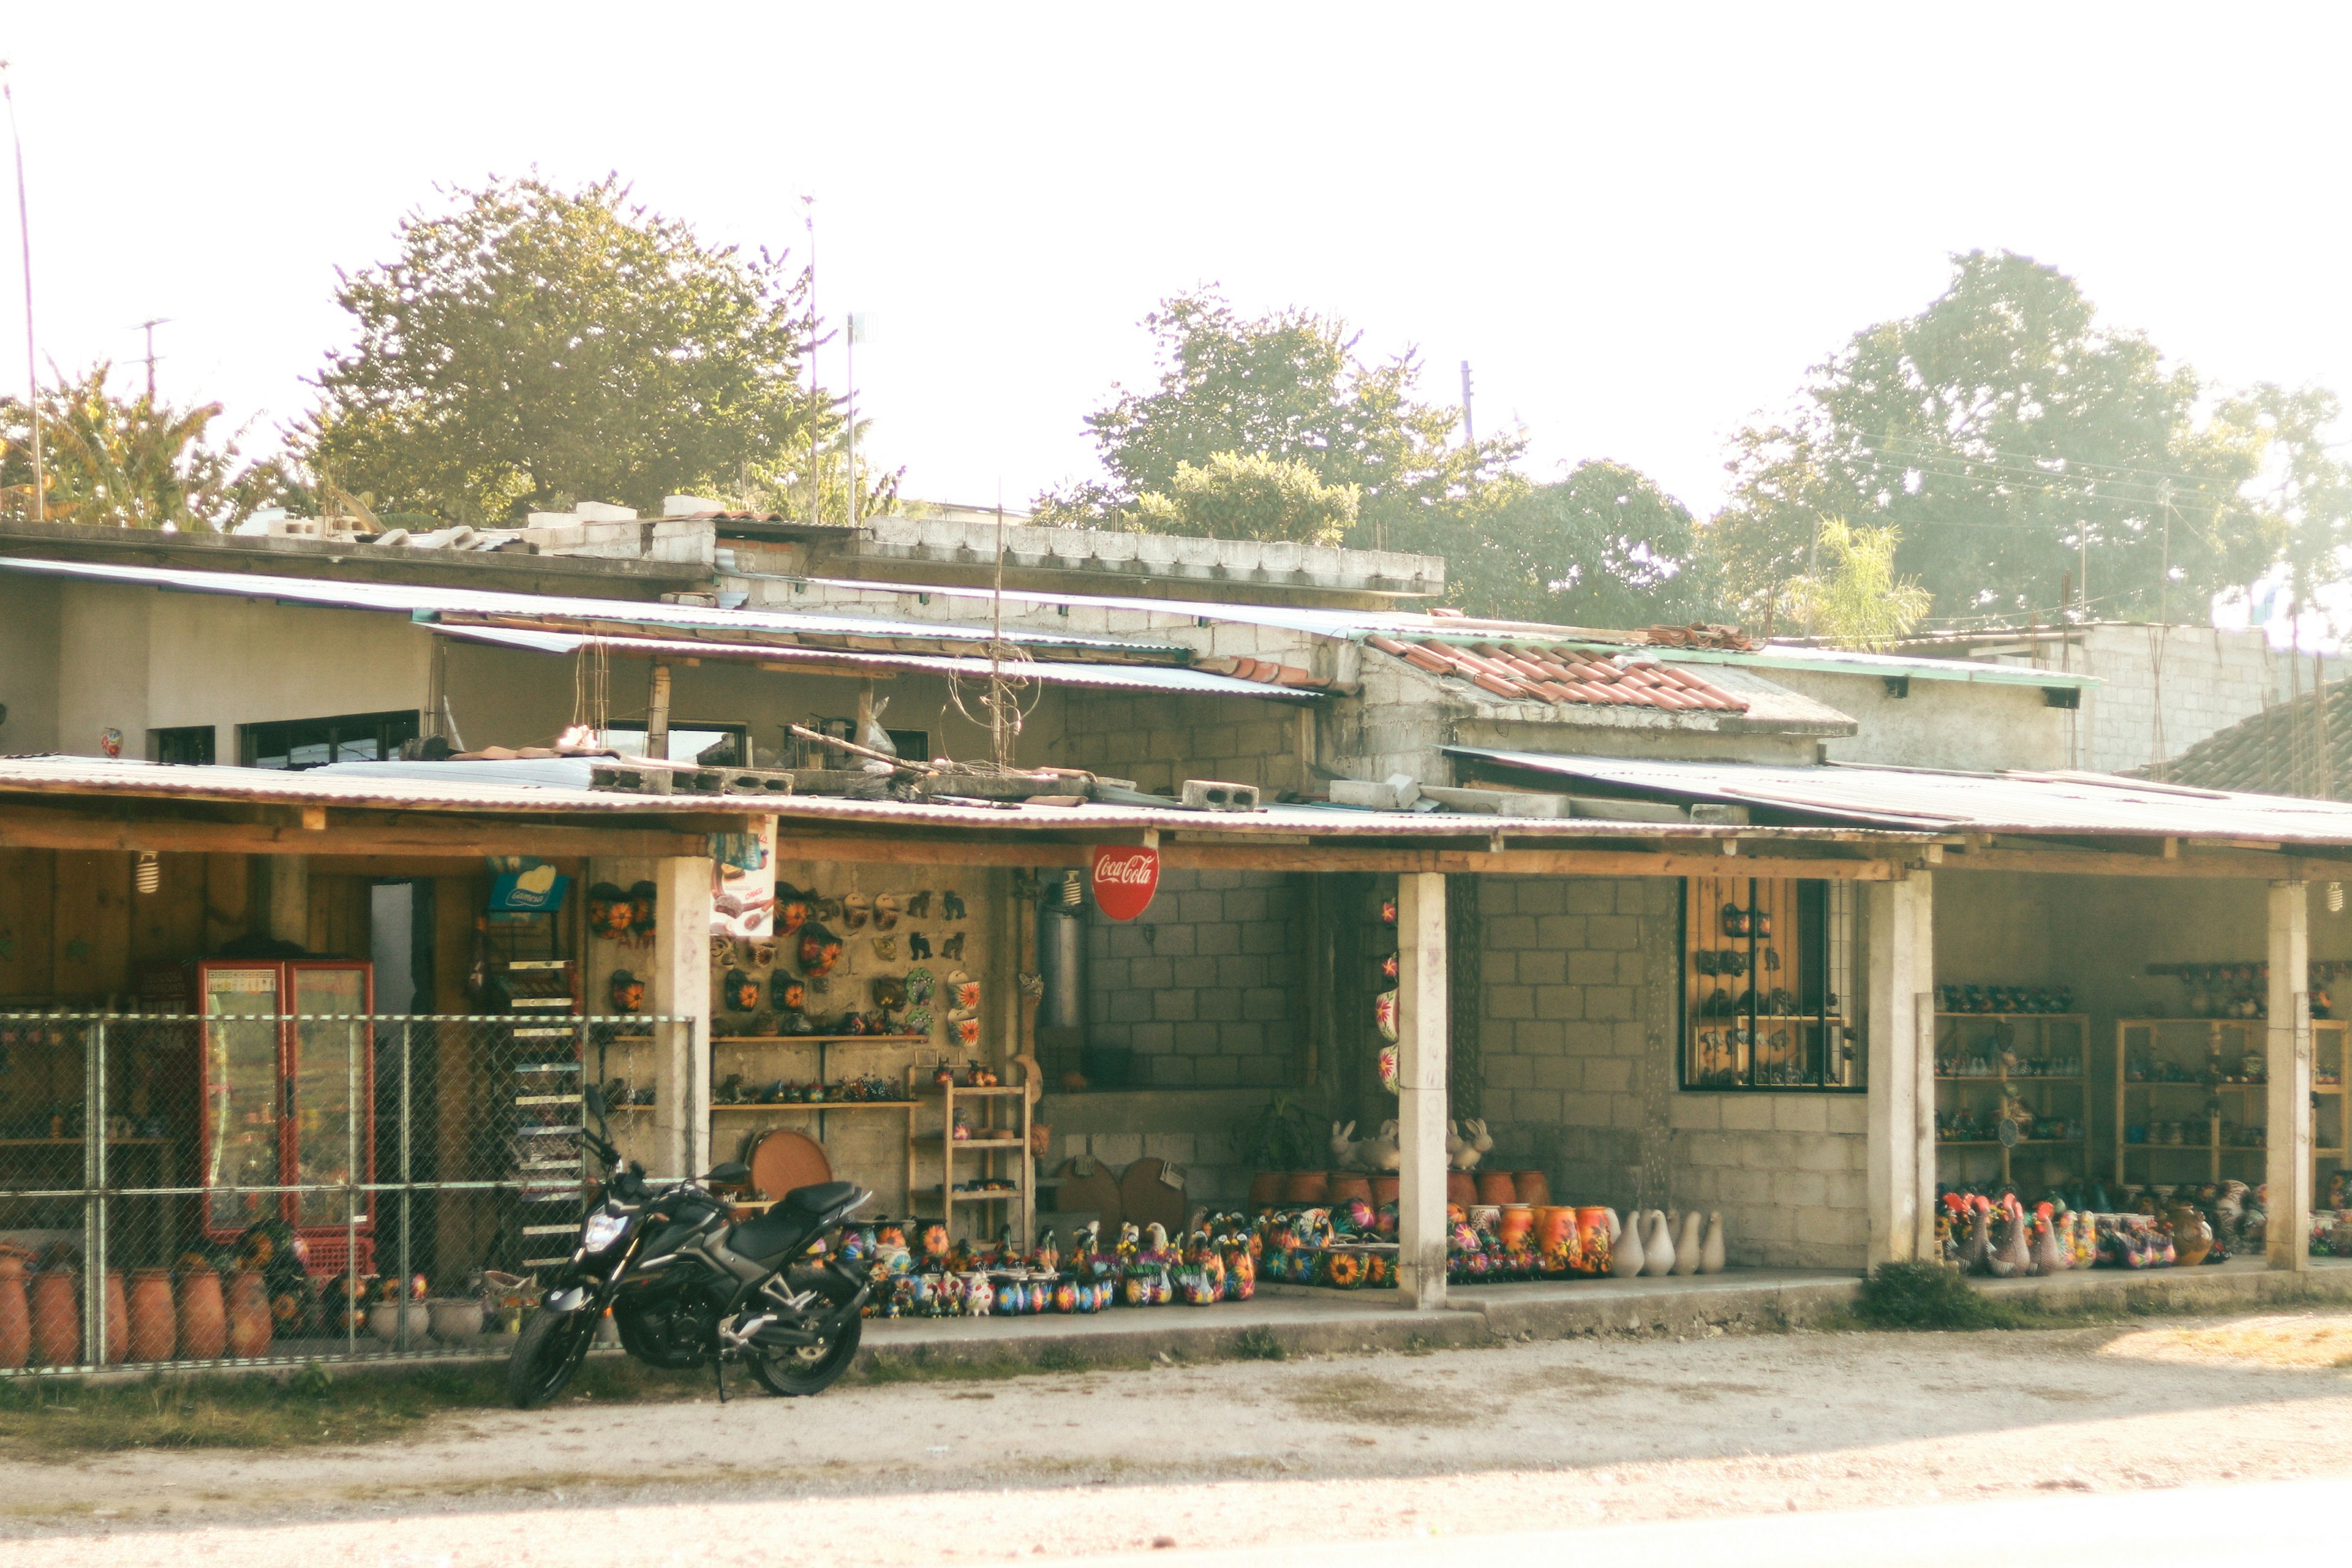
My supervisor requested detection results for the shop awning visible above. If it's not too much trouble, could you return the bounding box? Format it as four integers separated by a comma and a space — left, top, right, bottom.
426, 622, 1321, 701
1444, 747, 2352, 845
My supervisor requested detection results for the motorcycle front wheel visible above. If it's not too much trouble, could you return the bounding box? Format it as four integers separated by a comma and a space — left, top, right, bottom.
749, 1312, 861, 1397
507, 1306, 598, 1409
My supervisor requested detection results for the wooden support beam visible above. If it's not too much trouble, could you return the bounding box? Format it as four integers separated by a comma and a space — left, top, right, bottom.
1395, 872, 1448, 1311
1945, 844, 2352, 880
2267, 881, 2313, 1272
0, 805, 712, 861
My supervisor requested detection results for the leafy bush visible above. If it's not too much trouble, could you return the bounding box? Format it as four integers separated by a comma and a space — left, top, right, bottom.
1852, 1261, 2023, 1330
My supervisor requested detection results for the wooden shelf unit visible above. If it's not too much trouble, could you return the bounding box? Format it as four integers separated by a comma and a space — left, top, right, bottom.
1932, 1012, 2090, 1189
702, 1033, 932, 1183
905, 1074, 1032, 1251
2116, 1017, 2351, 1191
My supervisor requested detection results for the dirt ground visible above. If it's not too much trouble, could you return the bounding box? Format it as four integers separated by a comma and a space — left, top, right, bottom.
7, 1311, 2352, 1565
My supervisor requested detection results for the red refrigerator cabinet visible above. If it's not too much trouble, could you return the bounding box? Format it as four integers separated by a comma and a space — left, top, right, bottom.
196, 960, 374, 1275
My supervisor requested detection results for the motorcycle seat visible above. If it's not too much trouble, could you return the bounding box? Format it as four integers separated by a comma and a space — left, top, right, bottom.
782, 1181, 860, 1217
730, 1207, 812, 1263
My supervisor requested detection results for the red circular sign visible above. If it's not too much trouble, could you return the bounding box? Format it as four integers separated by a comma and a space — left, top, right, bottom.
1090, 845, 1161, 922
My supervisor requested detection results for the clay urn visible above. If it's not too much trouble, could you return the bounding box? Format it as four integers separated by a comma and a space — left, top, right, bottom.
1248, 1172, 1283, 1213
1474, 1170, 1518, 1207
226, 1270, 273, 1359
176, 1266, 228, 1360
1281, 1169, 1330, 1207
1370, 1174, 1400, 1206
101, 1272, 128, 1364
126, 1268, 176, 1362
29, 1271, 78, 1367
1444, 1171, 1477, 1208
0, 1252, 28, 1369
1512, 1170, 1553, 1207
1328, 1171, 1373, 1207
2169, 1204, 2215, 1267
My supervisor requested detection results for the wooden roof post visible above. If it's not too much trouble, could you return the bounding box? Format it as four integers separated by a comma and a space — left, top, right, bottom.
2267, 880, 2312, 1270
650, 850, 714, 1179
1864, 874, 1934, 1267
1396, 871, 1449, 1310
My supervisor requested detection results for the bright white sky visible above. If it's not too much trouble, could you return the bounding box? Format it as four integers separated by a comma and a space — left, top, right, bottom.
6, 4, 2351, 525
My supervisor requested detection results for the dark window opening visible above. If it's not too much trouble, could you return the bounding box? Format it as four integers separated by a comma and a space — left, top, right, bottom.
150, 725, 217, 766
241, 710, 420, 771
603, 720, 752, 766
1681, 873, 1861, 1091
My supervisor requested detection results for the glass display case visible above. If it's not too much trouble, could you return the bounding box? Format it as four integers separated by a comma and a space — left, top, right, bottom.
197, 960, 374, 1270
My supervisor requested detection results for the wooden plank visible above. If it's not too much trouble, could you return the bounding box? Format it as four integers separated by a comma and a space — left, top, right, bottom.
0, 849, 55, 1001
127, 851, 208, 973
51, 851, 133, 1001
0, 807, 712, 861
201, 854, 252, 953
1948, 845, 2352, 880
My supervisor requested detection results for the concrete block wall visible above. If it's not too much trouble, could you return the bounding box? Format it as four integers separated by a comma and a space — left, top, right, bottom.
1054, 691, 1305, 796
2078, 624, 2343, 776
1474, 873, 1869, 1270
1082, 870, 1306, 1091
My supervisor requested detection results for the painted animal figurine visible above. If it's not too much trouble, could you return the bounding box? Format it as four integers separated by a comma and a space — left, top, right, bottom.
1700, 1212, 1725, 1273
1446, 1121, 1477, 1172
1466, 1118, 1494, 1164
1330, 1121, 1363, 1170
1672, 1210, 1704, 1275
1609, 1209, 1645, 1278
1364, 1120, 1402, 1172
1960, 1196, 1992, 1274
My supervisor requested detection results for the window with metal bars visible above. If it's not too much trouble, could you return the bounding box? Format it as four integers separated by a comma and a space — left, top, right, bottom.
1681, 875, 1860, 1091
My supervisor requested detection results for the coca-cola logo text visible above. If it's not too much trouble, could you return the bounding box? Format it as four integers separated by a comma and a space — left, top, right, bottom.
1090, 845, 1161, 921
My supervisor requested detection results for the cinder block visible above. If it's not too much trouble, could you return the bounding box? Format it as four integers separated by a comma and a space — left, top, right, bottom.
1773, 1097, 1829, 1133
1668, 1096, 1721, 1131
1720, 1098, 1776, 1131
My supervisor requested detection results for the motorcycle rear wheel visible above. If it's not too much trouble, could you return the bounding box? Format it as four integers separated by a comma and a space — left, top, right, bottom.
749, 1313, 861, 1396
508, 1306, 597, 1409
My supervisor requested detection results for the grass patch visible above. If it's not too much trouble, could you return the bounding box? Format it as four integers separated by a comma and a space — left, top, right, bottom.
1286, 1372, 1475, 1428
0, 1356, 703, 1455
1227, 1328, 1286, 1362
1851, 1262, 2033, 1330
853, 1348, 1147, 1385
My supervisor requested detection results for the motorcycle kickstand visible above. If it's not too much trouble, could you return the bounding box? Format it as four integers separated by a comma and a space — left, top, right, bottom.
714, 1352, 729, 1404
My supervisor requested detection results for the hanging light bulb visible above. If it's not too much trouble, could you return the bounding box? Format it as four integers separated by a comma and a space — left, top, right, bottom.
135, 851, 160, 895
2331, 881, 2345, 915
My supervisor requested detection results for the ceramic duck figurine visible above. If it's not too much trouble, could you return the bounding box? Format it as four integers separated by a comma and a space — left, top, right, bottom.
1643, 1210, 1676, 1276
1700, 1212, 1725, 1273
1610, 1210, 1646, 1277
1672, 1210, 1704, 1275
1960, 1197, 1992, 1273
1991, 1197, 2034, 1277
2030, 1205, 2065, 1275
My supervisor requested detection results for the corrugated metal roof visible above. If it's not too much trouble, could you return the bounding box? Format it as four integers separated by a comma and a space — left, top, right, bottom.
0, 556, 1180, 657
1445, 747, 2352, 843
429, 623, 1317, 701
0, 755, 1932, 842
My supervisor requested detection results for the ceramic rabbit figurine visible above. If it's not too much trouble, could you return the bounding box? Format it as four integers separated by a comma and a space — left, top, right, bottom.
1672, 1210, 1704, 1275
1643, 1210, 1676, 1276
1700, 1212, 1725, 1273
1609, 1209, 1645, 1277
1465, 1118, 1494, 1167
1330, 1121, 1361, 1170
1365, 1120, 1402, 1172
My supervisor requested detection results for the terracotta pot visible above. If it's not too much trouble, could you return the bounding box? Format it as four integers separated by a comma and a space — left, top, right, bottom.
226, 1270, 273, 1359
2168, 1204, 2215, 1267
127, 1268, 176, 1362
1248, 1172, 1283, 1213
1328, 1171, 1373, 1207
1534, 1205, 1578, 1254
1475, 1170, 1517, 1207
29, 1271, 77, 1367
1575, 1206, 1615, 1276
0, 1265, 25, 1370
176, 1267, 227, 1360
1445, 1172, 1476, 1208
1370, 1174, 1400, 1205
1496, 1205, 1536, 1248
101, 1272, 128, 1365
1512, 1170, 1553, 1207
1281, 1169, 1330, 1206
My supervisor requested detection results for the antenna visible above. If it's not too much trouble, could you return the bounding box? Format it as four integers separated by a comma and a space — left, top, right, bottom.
2, 61, 39, 525
801, 194, 818, 527
134, 316, 170, 401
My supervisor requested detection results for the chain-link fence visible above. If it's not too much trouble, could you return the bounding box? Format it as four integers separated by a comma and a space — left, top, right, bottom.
0, 1011, 691, 1375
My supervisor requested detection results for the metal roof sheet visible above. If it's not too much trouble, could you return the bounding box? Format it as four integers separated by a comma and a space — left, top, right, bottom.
1444, 747, 2352, 843
429, 623, 1316, 701
0, 755, 1931, 842
0, 556, 1180, 657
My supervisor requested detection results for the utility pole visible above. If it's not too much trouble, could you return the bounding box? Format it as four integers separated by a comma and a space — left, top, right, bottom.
135, 316, 168, 402
1458, 360, 1476, 451
801, 194, 819, 527
2, 61, 39, 525
845, 312, 866, 533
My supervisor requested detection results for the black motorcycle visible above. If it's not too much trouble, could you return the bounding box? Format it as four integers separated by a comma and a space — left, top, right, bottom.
507, 1085, 874, 1408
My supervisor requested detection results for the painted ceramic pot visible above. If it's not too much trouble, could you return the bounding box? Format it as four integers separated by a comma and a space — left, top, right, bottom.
1475, 1171, 1517, 1207
0, 1258, 28, 1370
101, 1272, 128, 1364
1445, 1172, 1476, 1208
2169, 1204, 2215, 1266
1574, 1206, 1614, 1276
1328, 1172, 1373, 1207
1282, 1170, 1330, 1206
1512, 1171, 1553, 1207
228, 1271, 276, 1357
1496, 1205, 1536, 1249
1370, 1174, 1400, 1206
1248, 1172, 1283, 1213
176, 1267, 227, 1360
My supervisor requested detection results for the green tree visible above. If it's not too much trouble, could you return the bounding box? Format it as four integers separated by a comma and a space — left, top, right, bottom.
2216, 382, 2352, 631
1712, 251, 2272, 626
1128, 450, 1359, 543
1781, 518, 1931, 650
1, 363, 252, 529
1441, 460, 1719, 626
1038, 288, 1523, 549
304, 175, 889, 524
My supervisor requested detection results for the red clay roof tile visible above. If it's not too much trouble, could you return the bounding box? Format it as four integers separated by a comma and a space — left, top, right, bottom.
1365, 636, 1751, 715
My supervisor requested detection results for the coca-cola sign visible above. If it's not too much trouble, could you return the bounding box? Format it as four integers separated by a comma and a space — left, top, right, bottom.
1090, 845, 1161, 922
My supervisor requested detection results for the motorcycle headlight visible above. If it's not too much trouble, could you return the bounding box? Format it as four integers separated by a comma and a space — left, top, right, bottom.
581, 1211, 630, 1254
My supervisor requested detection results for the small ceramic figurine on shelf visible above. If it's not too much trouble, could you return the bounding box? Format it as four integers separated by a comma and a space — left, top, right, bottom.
1672, 1210, 1704, 1275
606, 968, 645, 1014
1610, 1210, 1645, 1278
1701, 1212, 1726, 1273
1643, 1210, 1676, 1276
